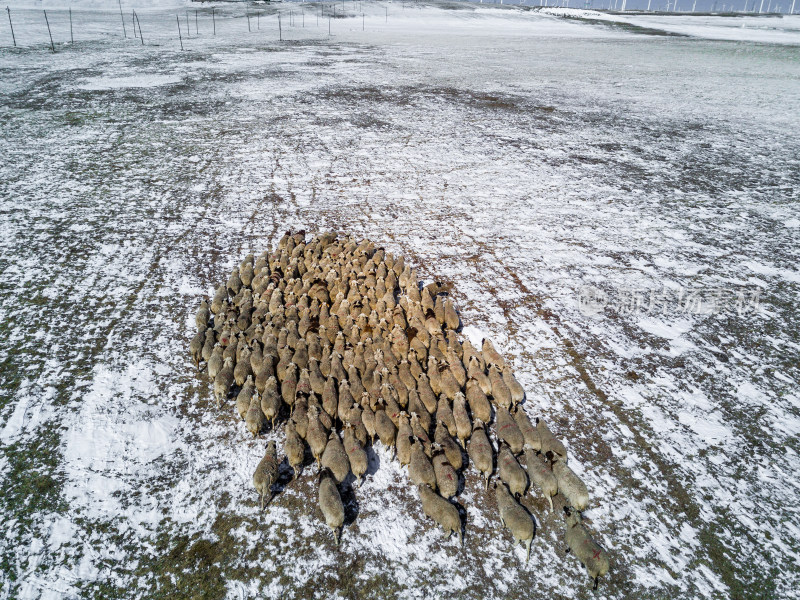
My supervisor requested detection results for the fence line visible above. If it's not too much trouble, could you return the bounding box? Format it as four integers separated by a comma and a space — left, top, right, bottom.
5, 2, 786, 53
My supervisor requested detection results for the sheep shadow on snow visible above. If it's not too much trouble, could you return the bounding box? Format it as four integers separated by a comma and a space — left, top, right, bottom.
339, 481, 360, 527
364, 443, 383, 478
271, 458, 296, 498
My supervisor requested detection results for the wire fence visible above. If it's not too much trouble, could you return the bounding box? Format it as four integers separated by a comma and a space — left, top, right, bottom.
1, 0, 797, 53
1, 1, 414, 52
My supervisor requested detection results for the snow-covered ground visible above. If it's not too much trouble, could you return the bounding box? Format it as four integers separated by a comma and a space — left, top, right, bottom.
1, 2, 799, 599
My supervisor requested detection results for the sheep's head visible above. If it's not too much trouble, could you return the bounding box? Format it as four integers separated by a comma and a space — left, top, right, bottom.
563, 506, 581, 528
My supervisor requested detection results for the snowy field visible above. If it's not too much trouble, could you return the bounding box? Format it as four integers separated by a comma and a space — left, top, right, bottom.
1, 2, 799, 599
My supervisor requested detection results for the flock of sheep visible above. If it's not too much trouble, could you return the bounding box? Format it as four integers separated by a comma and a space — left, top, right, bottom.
190, 231, 610, 590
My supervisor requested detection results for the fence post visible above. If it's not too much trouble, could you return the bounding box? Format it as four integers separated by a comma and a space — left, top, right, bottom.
177, 14, 183, 50
69, 7, 74, 43
44, 10, 55, 52
212, 7, 215, 36
118, 0, 126, 38
134, 10, 143, 44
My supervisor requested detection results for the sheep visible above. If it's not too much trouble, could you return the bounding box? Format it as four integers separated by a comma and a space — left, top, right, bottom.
361, 399, 377, 443
344, 406, 369, 448
536, 418, 568, 463
495, 406, 524, 455
513, 406, 539, 451
190, 329, 205, 368
502, 365, 525, 406
374, 401, 397, 456
343, 423, 368, 486
482, 338, 505, 369
306, 405, 329, 467
494, 481, 535, 562
408, 436, 437, 490
382, 387, 403, 427
563, 506, 609, 591
498, 443, 528, 499
467, 420, 494, 489
465, 379, 492, 425
417, 484, 462, 545
432, 444, 459, 499
201, 331, 216, 365
446, 348, 467, 389
281, 363, 298, 412
276, 348, 292, 382
416, 373, 438, 415
427, 357, 442, 396
330, 352, 347, 382
321, 430, 350, 484
318, 468, 345, 546
467, 356, 492, 397
236, 375, 255, 420
407, 390, 431, 432
240, 261, 254, 288
254, 356, 275, 394
309, 358, 326, 395
396, 413, 413, 466
253, 440, 279, 510
337, 380, 356, 424
211, 284, 227, 314
410, 412, 433, 456
398, 360, 416, 391
421, 287, 435, 315
292, 339, 309, 371
524, 447, 558, 511
452, 392, 472, 448
312, 395, 334, 432
488, 365, 512, 410
553, 460, 589, 512
223, 334, 240, 363
346, 365, 365, 399
444, 297, 459, 331
296, 368, 312, 399
260, 376, 282, 431
438, 363, 462, 401
245, 393, 267, 437
284, 420, 305, 480
249, 341, 264, 373
291, 396, 309, 439
434, 421, 463, 471
213, 357, 235, 407
200, 235, 607, 565
234, 348, 253, 386
436, 394, 458, 438
322, 376, 338, 422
